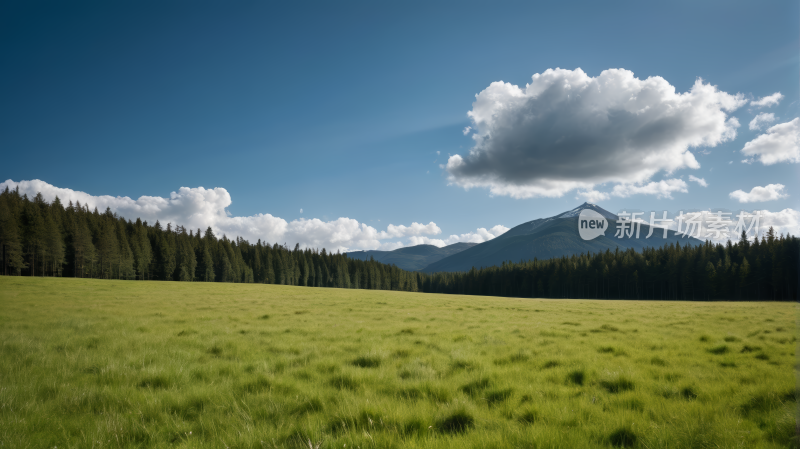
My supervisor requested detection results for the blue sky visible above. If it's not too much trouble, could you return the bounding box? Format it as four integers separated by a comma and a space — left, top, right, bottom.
1, 0, 798, 250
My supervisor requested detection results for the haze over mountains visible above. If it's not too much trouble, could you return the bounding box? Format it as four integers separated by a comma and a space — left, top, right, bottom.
344, 242, 478, 271
425, 203, 704, 272
347, 203, 704, 273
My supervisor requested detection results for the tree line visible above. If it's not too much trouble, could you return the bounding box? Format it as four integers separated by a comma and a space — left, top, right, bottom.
0, 187, 425, 291
0, 187, 796, 300
421, 232, 798, 301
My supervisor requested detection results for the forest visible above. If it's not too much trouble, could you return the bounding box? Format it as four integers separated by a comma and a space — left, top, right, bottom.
0, 186, 797, 301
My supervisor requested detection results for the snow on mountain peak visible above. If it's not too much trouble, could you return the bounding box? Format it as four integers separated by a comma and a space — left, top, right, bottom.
556, 202, 618, 220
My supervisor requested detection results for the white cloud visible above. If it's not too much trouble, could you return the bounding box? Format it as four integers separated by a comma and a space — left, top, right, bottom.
611, 179, 689, 199
0, 180, 440, 253
756, 209, 800, 237
729, 184, 789, 203
407, 224, 509, 247
446, 68, 746, 199
750, 92, 784, 108
749, 112, 775, 131
688, 175, 708, 187
576, 189, 610, 202
741, 117, 800, 165
462, 126, 472, 136
666, 209, 800, 242
300, 208, 303, 214
386, 222, 441, 238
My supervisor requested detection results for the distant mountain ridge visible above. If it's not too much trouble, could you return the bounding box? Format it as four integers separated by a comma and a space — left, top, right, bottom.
423, 203, 702, 273
345, 242, 478, 271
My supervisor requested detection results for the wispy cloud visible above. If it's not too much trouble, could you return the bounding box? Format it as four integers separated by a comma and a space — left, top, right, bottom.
750, 92, 784, 108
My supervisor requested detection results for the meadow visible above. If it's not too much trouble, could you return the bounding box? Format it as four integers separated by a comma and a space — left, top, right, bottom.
0, 277, 796, 448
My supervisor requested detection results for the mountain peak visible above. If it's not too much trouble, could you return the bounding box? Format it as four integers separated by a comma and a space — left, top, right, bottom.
556, 202, 618, 220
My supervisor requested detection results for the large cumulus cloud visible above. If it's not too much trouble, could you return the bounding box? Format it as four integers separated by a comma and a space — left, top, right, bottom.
0, 179, 505, 252
446, 68, 746, 199
741, 118, 800, 165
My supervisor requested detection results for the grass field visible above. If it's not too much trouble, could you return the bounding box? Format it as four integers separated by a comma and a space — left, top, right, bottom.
0, 277, 797, 448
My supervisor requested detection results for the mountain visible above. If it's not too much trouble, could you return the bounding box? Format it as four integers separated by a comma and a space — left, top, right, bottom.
345, 242, 479, 271
422, 203, 703, 273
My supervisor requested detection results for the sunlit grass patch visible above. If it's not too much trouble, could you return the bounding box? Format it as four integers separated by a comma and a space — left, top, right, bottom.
0, 277, 794, 448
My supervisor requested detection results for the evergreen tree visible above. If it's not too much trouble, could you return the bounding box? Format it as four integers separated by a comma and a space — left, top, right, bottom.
0, 196, 26, 275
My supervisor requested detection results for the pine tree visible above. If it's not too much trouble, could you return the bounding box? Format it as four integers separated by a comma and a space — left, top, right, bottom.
176, 233, 197, 281
113, 220, 131, 279
157, 232, 176, 280
45, 211, 65, 276
0, 197, 26, 275
22, 201, 46, 276
218, 248, 233, 282
739, 257, 750, 300
97, 218, 119, 279
202, 243, 214, 282
264, 250, 274, 284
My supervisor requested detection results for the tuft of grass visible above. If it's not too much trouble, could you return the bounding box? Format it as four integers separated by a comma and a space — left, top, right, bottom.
741, 345, 761, 353
707, 344, 729, 355
451, 359, 478, 371
650, 357, 668, 366
459, 378, 491, 396
138, 375, 170, 390
493, 351, 529, 365
236, 376, 271, 395
292, 397, 324, 414
392, 349, 411, 358
351, 355, 381, 368
739, 390, 797, 417
542, 360, 560, 369
259, 314, 270, 320
600, 376, 635, 393
598, 346, 627, 357
328, 374, 359, 390
206, 345, 223, 356
402, 418, 428, 436
437, 409, 474, 434
485, 388, 514, 406
681, 386, 698, 399
608, 427, 638, 447
567, 369, 585, 385
517, 409, 540, 424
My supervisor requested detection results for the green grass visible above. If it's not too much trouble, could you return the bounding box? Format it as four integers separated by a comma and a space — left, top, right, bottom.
0, 277, 797, 448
